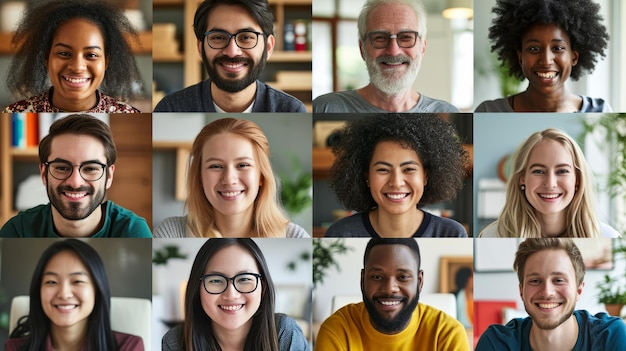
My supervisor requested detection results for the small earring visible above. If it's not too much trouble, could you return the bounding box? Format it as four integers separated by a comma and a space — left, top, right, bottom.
366, 179, 369, 187
520, 184, 525, 191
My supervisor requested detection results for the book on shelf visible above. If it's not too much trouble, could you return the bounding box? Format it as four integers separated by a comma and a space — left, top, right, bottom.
11, 113, 57, 149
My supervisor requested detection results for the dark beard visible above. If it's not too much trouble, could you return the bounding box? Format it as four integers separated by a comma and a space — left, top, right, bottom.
202, 45, 267, 93
362, 291, 420, 334
47, 176, 105, 221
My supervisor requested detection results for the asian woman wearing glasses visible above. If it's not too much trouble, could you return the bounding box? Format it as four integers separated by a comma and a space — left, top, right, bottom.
162, 238, 309, 351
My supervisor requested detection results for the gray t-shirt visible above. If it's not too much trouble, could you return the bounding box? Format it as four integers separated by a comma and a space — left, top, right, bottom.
325, 211, 467, 237
153, 216, 310, 238
313, 90, 459, 113
479, 220, 621, 238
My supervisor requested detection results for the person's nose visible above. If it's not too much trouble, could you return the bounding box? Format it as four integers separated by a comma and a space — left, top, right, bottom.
388, 169, 404, 188
545, 173, 557, 189
221, 279, 241, 298
382, 277, 400, 294
384, 36, 404, 56
221, 35, 243, 57
67, 55, 86, 72
221, 166, 237, 185
65, 165, 85, 188
539, 48, 554, 65
56, 281, 73, 299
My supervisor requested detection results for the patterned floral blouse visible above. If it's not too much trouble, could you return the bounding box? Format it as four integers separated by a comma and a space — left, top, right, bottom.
2, 88, 140, 113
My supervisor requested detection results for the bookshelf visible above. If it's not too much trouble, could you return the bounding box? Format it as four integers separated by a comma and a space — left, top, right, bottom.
0, 115, 153, 229
152, 0, 312, 110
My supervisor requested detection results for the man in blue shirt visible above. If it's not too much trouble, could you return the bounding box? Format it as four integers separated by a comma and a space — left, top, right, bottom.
0, 115, 151, 238
476, 238, 626, 350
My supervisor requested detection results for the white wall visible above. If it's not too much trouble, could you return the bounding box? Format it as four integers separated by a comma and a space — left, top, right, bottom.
313, 238, 474, 323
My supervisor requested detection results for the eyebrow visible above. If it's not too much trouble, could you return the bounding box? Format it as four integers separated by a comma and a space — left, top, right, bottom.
53, 43, 103, 51
367, 267, 414, 274
48, 158, 106, 165
43, 271, 88, 277
523, 38, 567, 44
528, 163, 572, 169
525, 271, 568, 278
204, 156, 254, 163
208, 27, 259, 33
372, 160, 420, 167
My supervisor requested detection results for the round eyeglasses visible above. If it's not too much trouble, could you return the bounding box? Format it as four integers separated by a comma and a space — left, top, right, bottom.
367, 31, 421, 49
204, 30, 265, 50
44, 160, 107, 181
200, 273, 262, 294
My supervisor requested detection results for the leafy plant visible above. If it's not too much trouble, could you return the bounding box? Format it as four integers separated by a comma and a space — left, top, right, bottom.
153, 245, 187, 265
596, 274, 626, 305
287, 250, 311, 271
313, 239, 351, 288
280, 156, 312, 215
580, 113, 626, 233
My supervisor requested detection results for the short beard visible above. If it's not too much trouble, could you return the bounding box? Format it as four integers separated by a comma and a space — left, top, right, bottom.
202, 45, 267, 93
365, 54, 420, 95
362, 291, 419, 334
47, 174, 106, 221
525, 301, 575, 330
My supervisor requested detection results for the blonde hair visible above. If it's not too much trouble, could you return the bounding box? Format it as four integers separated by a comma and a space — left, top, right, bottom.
185, 118, 288, 237
495, 128, 600, 238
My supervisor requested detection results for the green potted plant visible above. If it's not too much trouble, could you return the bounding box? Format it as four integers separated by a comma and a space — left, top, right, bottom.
595, 238, 626, 316
312, 239, 351, 289
279, 156, 312, 215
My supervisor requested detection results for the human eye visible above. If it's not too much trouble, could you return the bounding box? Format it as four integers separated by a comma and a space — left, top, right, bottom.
398, 274, 412, 282
526, 46, 540, 53
85, 52, 101, 60
55, 51, 71, 58
397, 32, 415, 43
371, 32, 389, 42
43, 280, 57, 285
527, 278, 541, 285
237, 162, 251, 169
556, 168, 570, 175
51, 163, 71, 173
553, 45, 566, 52
208, 163, 223, 170
530, 168, 545, 174
206, 275, 225, 285
238, 32, 256, 42
369, 274, 383, 281
81, 163, 102, 174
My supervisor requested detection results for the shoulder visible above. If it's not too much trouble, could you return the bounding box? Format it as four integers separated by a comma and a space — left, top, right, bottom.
580, 96, 612, 112
275, 313, 310, 350
325, 213, 369, 237
313, 91, 363, 112
0, 204, 51, 238
4, 95, 43, 112
154, 216, 187, 238
286, 222, 310, 238
162, 325, 183, 351
257, 81, 306, 112
422, 212, 467, 237
104, 201, 152, 237
475, 317, 529, 350
599, 223, 621, 238
4, 337, 26, 351
114, 331, 144, 351
478, 221, 500, 238
97, 93, 140, 113
154, 81, 210, 112
415, 94, 459, 112
475, 98, 512, 112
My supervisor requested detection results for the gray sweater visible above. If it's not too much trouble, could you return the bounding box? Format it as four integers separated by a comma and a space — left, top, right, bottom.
161, 313, 310, 351
153, 216, 310, 238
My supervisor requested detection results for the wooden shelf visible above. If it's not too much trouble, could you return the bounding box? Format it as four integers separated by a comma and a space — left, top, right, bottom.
270, 51, 312, 62
0, 31, 153, 55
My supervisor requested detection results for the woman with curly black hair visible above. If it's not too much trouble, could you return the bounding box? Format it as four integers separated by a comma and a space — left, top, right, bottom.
325, 114, 469, 237
475, 0, 610, 112
3, 0, 142, 113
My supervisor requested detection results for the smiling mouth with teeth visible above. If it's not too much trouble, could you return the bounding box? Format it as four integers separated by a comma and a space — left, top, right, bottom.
537, 302, 561, 309
536, 71, 558, 79
63, 76, 90, 84
220, 304, 244, 311
386, 193, 409, 200
219, 190, 244, 197
539, 193, 561, 199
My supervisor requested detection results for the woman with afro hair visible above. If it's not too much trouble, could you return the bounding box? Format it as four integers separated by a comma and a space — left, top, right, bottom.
3, 0, 142, 113
475, 0, 611, 113
324, 113, 469, 238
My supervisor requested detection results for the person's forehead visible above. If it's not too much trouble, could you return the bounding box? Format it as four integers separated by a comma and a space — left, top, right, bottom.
366, 244, 419, 268
366, 2, 419, 30
49, 134, 107, 160
206, 4, 261, 31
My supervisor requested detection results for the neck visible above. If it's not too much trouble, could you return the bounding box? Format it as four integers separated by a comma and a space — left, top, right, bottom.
515, 89, 581, 112
538, 212, 566, 237
529, 314, 578, 351
51, 89, 98, 112
357, 84, 419, 112
51, 204, 103, 238
369, 208, 423, 238
211, 81, 256, 112
50, 323, 87, 351
214, 210, 255, 237
213, 319, 252, 351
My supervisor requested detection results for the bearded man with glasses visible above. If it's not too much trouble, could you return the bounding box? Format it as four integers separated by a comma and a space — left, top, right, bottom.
154, 0, 307, 113
314, 0, 459, 113
0, 114, 152, 238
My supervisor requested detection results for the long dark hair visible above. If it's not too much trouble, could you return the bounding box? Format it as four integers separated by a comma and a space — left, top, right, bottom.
9, 239, 118, 351
181, 238, 278, 350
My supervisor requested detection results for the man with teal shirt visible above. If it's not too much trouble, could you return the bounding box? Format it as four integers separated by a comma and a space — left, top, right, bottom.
0, 115, 151, 238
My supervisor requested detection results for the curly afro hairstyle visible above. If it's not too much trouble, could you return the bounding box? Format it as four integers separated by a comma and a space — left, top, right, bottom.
6, 0, 142, 100
329, 113, 469, 213
489, 0, 609, 81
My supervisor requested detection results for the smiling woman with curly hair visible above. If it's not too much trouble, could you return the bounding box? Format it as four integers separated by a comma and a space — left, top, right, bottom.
325, 113, 469, 238
475, 0, 610, 113
3, 0, 142, 113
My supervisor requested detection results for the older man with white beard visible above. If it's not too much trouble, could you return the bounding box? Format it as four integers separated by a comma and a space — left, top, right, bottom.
313, 0, 458, 113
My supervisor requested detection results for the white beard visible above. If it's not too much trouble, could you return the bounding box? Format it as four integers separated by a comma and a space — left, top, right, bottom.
365, 54, 420, 95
